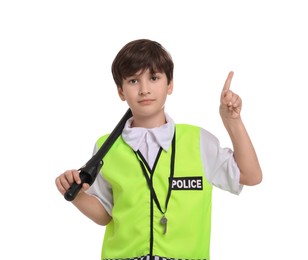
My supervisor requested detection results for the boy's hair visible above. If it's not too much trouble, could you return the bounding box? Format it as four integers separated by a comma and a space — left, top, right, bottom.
112, 39, 174, 88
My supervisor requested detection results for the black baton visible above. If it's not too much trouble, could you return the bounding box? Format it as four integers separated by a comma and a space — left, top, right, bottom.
64, 108, 132, 201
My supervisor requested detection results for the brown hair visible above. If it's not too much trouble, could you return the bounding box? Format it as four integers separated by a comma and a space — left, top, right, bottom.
111, 39, 174, 88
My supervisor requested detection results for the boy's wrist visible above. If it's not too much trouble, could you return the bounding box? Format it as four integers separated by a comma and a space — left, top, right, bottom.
222, 117, 244, 134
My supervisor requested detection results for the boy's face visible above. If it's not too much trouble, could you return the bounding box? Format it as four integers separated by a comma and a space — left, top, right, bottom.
117, 69, 173, 126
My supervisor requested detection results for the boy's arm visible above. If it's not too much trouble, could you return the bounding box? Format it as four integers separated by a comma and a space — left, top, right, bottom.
55, 169, 112, 225
219, 72, 262, 186
72, 190, 112, 225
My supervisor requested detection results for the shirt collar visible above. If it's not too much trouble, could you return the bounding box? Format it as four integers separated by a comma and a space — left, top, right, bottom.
121, 113, 175, 152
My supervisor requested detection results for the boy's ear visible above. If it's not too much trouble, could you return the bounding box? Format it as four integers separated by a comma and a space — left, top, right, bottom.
167, 80, 174, 95
117, 87, 126, 101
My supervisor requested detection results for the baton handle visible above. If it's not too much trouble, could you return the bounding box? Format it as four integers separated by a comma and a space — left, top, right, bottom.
64, 171, 92, 201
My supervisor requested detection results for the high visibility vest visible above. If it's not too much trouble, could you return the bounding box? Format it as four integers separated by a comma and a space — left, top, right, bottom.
97, 124, 213, 260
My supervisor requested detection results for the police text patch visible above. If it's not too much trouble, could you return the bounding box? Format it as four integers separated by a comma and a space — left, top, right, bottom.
170, 177, 203, 190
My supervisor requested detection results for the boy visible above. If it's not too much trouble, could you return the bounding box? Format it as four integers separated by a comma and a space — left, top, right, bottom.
55, 39, 262, 260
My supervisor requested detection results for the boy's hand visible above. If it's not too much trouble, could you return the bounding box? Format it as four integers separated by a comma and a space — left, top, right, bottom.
55, 169, 90, 197
219, 71, 242, 120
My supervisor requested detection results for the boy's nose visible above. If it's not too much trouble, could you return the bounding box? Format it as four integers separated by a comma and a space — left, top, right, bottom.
138, 81, 151, 95
138, 90, 151, 95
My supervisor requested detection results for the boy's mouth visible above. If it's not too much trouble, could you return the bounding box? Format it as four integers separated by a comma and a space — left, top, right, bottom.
138, 99, 155, 104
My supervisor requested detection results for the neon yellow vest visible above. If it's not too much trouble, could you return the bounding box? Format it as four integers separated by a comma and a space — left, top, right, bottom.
97, 124, 213, 260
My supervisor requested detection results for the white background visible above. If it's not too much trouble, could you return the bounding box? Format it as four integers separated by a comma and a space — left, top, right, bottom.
1, 1, 307, 259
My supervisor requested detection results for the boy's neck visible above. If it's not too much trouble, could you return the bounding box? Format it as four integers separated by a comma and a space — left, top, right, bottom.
131, 112, 167, 129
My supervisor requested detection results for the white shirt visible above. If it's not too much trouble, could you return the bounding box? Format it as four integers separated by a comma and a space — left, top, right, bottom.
86, 114, 243, 216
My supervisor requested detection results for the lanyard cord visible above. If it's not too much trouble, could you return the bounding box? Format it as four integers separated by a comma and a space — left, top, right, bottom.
136, 131, 176, 215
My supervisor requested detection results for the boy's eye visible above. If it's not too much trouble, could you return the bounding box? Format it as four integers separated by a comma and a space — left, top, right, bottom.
151, 75, 159, 81
129, 79, 138, 84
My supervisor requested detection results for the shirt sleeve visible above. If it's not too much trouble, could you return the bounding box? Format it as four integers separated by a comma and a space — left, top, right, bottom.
84, 143, 114, 216
86, 173, 113, 216
200, 128, 243, 195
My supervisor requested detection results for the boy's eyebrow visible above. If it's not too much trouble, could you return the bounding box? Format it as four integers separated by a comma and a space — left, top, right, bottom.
126, 69, 162, 78
128, 70, 146, 78
125, 73, 140, 79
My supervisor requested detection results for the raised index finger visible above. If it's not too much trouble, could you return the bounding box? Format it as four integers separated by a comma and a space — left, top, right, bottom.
222, 71, 234, 93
